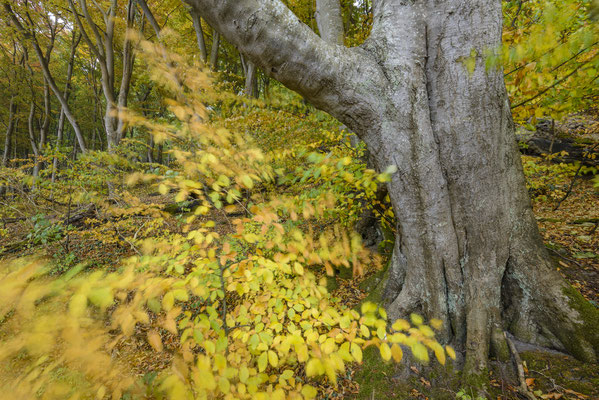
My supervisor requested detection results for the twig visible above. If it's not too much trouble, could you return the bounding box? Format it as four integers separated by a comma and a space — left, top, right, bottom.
553, 143, 599, 211
529, 368, 565, 393
512, 57, 597, 109
505, 332, 538, 400
114, 225, 142, 256
547, 247, 585, 269
511, 0, 525, 29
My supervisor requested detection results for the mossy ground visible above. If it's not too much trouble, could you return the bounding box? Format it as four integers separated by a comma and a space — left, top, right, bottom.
520, 351, 599, 398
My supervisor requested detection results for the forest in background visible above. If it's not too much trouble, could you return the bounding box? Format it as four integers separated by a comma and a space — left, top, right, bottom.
0, 0, 598, 399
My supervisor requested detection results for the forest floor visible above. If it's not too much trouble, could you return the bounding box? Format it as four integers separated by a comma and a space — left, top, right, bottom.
0, 110, 598, 399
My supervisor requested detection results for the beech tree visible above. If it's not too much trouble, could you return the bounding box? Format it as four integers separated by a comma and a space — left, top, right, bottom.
184, 0, 599, 371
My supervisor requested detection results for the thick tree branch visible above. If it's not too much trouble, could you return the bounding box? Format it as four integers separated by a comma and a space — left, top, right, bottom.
183, 0, 383, 135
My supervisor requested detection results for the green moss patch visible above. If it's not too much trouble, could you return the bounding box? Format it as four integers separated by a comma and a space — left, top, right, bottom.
520, 351, 599, 398
562, 285, 599, 361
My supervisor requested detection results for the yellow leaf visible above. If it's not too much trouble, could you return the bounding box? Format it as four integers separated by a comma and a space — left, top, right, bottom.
147, 330, 163, 352
295, 343, 308, 362
446, 345, 456, 360
410, 314, 423, 326
392, 319, 410, 331
432, 343, 446, 365
430, 318, 443, 330
258, 351, 268, 372
69, 293, 87, 317
391, 344, 403, 362
377, 325, 386, 340
322, 338, 336, 354
419, 325, 435, 338
324, 358, 337, 385
380, 343, 392, 361
204, 340, 215, 354
268, 350, 279, 368
239, 366, 249, 383
301, 385, 318, 399
411, 342, 429, 362
88, 287, 114, 309
162, 292, 174, 311
306, 358, 324, 377
351, 343, 363, 363
379, 308, 387, 320
218, 377, 230, 394
293, 262, 304, 276
361, 302, 376, 314
360, 324, 370, 338
241, 175, 254, 189
172, 289, 188, 302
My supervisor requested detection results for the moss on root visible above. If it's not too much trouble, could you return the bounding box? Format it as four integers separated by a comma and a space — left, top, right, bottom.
561, 285, 599, 362
359, 258, 391, 305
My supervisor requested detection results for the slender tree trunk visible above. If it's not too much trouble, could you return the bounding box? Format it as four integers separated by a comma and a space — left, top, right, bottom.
192, 13, 208, 62
186, 0, 599, 371
244, 61, 258, 98
147, 133, 154, 163
210, 31, 220, 71
52, 32, 81, 182
33, 79, 51, 180
116, 0, 137, 143
27, 101, 41, 188
0, 97, 17, 197
137, 0, 161, 37
2, 96, 16, 167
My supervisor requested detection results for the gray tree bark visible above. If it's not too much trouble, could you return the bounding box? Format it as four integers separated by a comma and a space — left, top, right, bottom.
191, 13, 208, 63
0, 97, 16, 198
239, 52, 258, 98
184, 0, 599, 371
315, 0, 344, 45
2, 96, 17, 168
52, 31, 81, 182
210, 31, 220, 71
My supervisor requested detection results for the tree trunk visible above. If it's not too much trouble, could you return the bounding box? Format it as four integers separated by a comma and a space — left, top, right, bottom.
315, 0, 344, 45
192, 13, 208, 62
210, 31, 220, 71
185, 0, 599, 371
115, 0, 137, 143
0, 96, 17, 198
27, 101, 41, 187
2, 96, 16, 167
52, 31, 81, 182
244, 61, 258, 98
